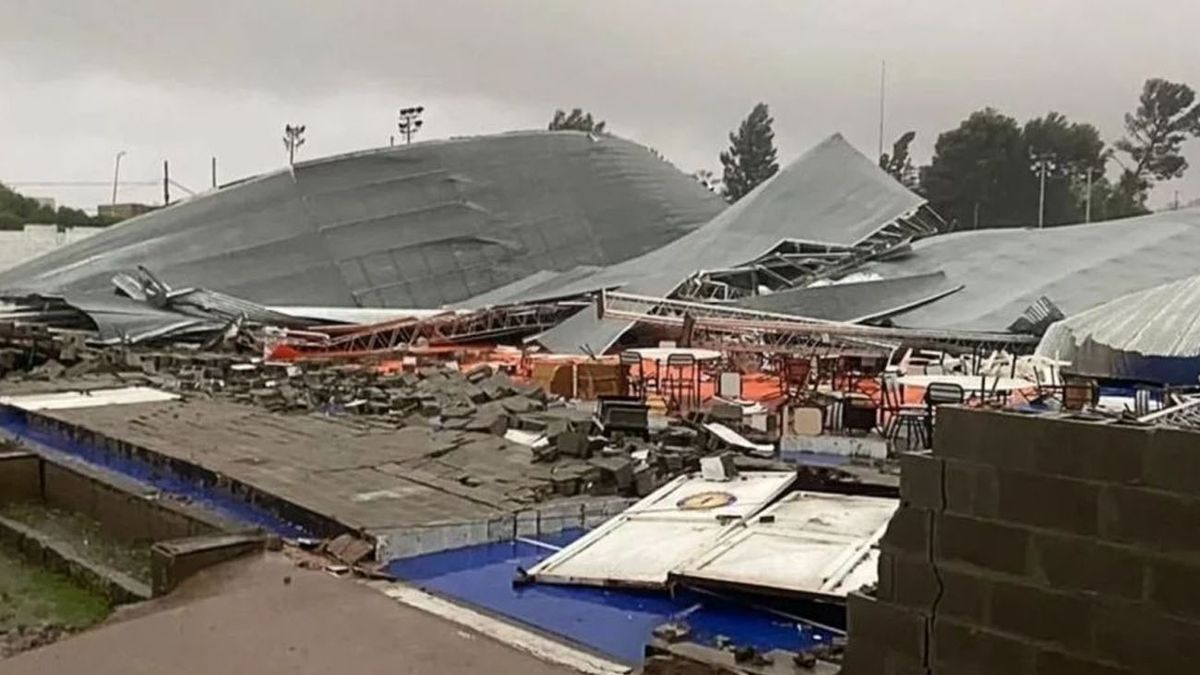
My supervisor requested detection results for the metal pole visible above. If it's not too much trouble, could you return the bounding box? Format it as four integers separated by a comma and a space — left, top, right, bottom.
111, 151, 126, 205
163, 160, 170, 205
1084, 169, 1092, 223
1038, 160, 1047, 229
211, 157, 217, 189
877, 60, 886, 161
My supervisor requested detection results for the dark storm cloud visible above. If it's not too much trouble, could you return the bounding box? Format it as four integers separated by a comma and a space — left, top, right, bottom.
2, 1, 1199, 209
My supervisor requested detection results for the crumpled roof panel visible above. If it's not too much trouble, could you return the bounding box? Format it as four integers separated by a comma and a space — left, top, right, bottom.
519, 134, 929, 352
0, 131, 725, 310
1036, 273, 1200, 383
732, 272, 959, 322
862, 208, 1200, 331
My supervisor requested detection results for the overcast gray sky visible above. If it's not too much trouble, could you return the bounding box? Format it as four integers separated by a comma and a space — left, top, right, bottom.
2, 0, 1198, 212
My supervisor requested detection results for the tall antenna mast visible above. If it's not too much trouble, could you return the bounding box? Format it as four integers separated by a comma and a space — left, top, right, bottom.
877, 60, 887, 160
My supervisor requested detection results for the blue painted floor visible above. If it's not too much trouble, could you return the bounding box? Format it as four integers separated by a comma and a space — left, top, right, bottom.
0, 407, 312, 539
386, 530, 837, 665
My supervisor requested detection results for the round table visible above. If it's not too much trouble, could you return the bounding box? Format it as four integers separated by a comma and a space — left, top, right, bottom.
897, 374, 1036, 395
625, 347, 722, 362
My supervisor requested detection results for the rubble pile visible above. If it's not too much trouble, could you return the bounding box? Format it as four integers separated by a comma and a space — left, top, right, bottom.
0, 338, 771, 502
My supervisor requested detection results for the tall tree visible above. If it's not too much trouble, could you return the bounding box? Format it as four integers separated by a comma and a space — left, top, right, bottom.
548, 108, 607, 134
920, 108, 1028, 229
1112, 78, 1200, 215
1023, 112, 1108, 225
879, 131, 917, 188
921, 109, 1112, 228
0, 182, 117, 231
720, 103, 779, 202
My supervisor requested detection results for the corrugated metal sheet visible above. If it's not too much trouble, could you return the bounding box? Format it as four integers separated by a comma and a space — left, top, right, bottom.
672, 491, 898, 600
513, 134, 928, 353
1037, 273, 1200, 383
731, 272, 960, 322
0, 131, 724, 311
527, 472, 797, 589
860, 208, 1200, 331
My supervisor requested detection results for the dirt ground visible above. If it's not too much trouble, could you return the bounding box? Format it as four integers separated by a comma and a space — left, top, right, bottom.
0, 552, 578, 675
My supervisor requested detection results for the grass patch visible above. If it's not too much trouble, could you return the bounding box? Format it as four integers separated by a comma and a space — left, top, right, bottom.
0, 546, 111, 631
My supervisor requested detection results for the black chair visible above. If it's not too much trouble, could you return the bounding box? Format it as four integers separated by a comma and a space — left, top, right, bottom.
663, 353, 699, 411
619, 351, 646, 400
922, 382, 965, 448
880, 374, 928, 449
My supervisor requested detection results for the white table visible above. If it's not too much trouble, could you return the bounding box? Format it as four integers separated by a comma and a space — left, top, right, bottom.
626, 347, 722, 362
897, 374, 1036, 395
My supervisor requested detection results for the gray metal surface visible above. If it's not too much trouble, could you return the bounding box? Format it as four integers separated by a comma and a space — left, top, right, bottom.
731, 272, 959, 322
859, 208, 1200, 332
1037, 273, 1200, 381
0, 131, 724, 311
517, 134, 928, 353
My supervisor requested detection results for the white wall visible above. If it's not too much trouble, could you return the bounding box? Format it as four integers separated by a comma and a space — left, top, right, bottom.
0, 224, 104, 272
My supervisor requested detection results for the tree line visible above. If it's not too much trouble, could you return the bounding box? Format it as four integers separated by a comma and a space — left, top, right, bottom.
550, 77, 1200, 228
0, 183, 119, 231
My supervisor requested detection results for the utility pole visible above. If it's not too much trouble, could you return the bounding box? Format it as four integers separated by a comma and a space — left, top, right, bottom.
283, 124, 306, 165
877, 61, 886, 161
1037, 159, 1047, 229
111, 150, 126, 205
398, 106, 425, 145
1084, 168, 1093, 223
163, 161, 170, 205
211, 157, 217, 189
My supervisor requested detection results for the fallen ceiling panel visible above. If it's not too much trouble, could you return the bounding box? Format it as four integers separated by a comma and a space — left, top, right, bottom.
0, 131, 724, 312
671, 491, 899, 601
527, 471, 797, 590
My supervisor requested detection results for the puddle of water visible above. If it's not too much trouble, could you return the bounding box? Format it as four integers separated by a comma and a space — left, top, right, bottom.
0, 502, 153, 582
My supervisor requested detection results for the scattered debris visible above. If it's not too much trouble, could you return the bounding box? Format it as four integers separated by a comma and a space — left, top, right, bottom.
322, 534, 375, 566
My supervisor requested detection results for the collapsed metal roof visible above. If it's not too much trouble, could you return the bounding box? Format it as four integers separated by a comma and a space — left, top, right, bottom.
731, 272, 960, 322
1037, 273, 1200, 383
858, 208, 1200, 332
0, 131, 725, 312
482, 134, 934, 352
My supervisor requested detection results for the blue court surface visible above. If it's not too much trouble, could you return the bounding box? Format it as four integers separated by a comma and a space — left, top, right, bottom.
385, 529, 837, 665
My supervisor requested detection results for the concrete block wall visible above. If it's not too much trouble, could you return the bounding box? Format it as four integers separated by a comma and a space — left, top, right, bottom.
0, 452, 42, 503
844, 407, 1200, 675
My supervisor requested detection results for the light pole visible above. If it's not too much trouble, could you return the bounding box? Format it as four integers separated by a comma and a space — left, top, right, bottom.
1029, 152, 1055, 229
283, 124, 306, 165
111, 150, 126, 205
398, 106, 424, 145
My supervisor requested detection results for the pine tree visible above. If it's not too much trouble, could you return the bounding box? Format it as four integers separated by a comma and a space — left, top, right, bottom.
720, 103, 779, 202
